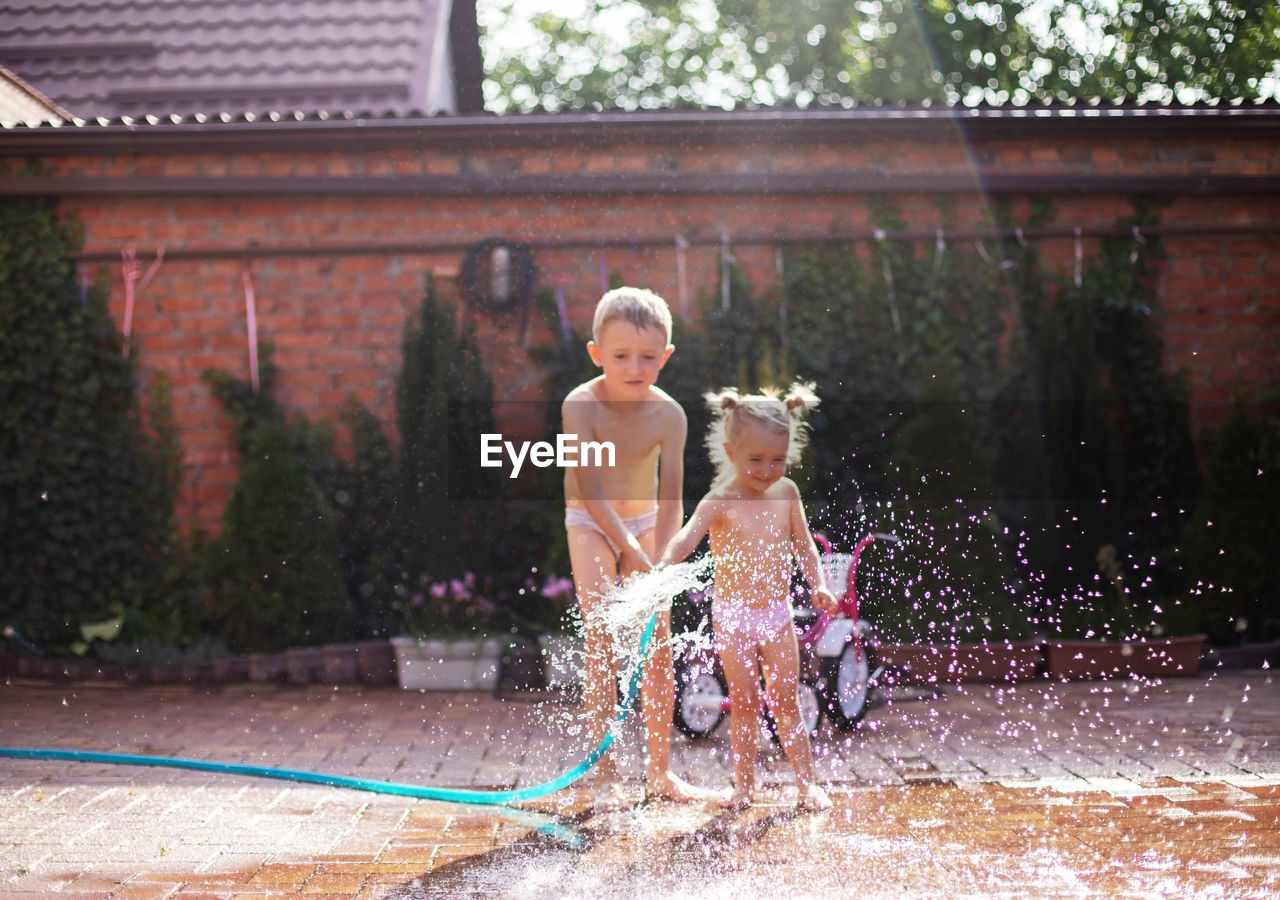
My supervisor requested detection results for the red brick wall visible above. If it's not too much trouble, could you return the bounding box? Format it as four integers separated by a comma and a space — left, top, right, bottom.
26, 117, 1279, 531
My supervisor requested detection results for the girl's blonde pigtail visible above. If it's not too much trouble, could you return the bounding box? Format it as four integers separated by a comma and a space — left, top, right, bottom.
704, 387, 740, 414
783, 381, 820, 418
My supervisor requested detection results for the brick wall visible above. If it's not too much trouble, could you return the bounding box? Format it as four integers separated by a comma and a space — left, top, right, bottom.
11, 111, 1277, 531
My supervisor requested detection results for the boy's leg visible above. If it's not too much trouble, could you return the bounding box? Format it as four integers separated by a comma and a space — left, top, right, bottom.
718, 634, 762, 805
567, 525, 623, 786
626, 529, 721, 802
760, 628, 830, 810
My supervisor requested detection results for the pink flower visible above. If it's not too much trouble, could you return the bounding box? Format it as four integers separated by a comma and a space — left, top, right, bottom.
430, 583, 448, 600
542, 576, 574, 599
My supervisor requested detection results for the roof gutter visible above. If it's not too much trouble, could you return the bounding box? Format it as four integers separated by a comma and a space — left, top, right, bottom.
3, 106, 1279, 156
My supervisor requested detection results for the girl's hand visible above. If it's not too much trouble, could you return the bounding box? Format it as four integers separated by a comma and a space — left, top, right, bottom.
813, 586, 839, 615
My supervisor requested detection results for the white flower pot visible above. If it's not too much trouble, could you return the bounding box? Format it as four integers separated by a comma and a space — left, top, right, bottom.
391, 636, 502, 691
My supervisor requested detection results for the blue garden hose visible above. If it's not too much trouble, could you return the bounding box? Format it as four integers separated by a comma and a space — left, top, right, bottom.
0, 615, 659, 810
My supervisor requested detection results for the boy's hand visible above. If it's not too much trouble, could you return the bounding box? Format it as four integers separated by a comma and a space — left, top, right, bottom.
813, 586, 839, 615
621, 535, 653, 573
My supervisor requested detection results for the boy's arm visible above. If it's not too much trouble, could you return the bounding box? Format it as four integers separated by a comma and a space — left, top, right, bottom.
561, 396, 650, 565
658, 495, 717, 567
654, 401, 687, 555
788, 482, 836, 612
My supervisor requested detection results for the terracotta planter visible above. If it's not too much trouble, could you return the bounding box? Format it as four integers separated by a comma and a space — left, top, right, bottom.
391, 636, 502, 691
875, 640, 1042, 684
1045, 634, 1207, 680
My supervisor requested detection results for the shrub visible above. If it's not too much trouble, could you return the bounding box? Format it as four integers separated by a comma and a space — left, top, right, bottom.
0, 188, 177, 650
1180, 405, 1280, 643
200, 348, 354, 651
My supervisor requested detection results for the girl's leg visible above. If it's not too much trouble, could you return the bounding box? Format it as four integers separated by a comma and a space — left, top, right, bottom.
567, 526, 623, 787
759, 626, 831, 811
717, 632, 762, 805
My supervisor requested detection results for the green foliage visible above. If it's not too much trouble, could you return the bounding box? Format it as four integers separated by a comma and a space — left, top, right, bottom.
481, 0, 1280, 111
394, 279, 499, 620
329, 401, 402, 638
1015, 211, 1201, 639
199, 279, 563, 645
199, 348, 355, 652
1180, 404, 1280, 644
0, 188, 179, 650
884, 347, 1024, 643
528, 200, 1207, 645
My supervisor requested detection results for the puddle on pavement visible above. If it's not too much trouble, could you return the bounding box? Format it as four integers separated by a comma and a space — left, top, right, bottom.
380, 785, 1276, 899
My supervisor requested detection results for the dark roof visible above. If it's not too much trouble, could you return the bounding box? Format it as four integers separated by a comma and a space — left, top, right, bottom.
0, 0, 454, 119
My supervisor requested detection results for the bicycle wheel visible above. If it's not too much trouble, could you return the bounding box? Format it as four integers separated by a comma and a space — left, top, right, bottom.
763, 679, 823, 744
822, 636, 871, 730
673, 663, 728, 739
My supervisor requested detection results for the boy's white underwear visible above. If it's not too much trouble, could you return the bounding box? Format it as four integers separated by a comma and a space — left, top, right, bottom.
564, 506, 658, 556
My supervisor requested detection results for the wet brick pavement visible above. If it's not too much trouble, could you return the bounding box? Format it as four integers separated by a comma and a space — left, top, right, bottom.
1, 668, 1278, 898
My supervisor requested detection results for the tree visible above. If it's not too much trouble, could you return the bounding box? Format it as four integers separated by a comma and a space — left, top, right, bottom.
0, 188, 177, 648
480, 0, 1280, 111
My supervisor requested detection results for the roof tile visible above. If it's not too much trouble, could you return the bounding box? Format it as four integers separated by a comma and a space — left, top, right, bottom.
0, 0, 450, 118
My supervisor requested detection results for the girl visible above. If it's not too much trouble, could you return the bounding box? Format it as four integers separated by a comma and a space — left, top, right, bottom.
660, 383, 835, 811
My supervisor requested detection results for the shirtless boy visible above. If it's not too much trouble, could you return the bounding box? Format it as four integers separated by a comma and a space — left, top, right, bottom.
562, 286, 710, 803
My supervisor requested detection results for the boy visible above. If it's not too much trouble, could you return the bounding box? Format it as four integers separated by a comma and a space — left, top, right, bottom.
562, 286, 709, 803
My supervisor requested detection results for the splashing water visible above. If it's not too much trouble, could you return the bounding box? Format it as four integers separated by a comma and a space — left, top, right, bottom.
599, 556, 714, 690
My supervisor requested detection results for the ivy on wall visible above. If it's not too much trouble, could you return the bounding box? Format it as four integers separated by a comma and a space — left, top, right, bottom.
3, 185, 1267, 656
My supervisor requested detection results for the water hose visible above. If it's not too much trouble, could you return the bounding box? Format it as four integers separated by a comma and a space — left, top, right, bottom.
0, 615, 659, 809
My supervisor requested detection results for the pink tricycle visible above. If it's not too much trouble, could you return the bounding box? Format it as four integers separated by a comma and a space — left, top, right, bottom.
673, 532, 900, 740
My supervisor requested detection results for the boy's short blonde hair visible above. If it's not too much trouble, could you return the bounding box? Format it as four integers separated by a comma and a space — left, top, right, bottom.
705, 382, 820, 483
592, 287, 673, 344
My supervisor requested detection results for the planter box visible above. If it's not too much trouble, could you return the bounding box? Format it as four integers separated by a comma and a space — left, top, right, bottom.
876, 640, 1042, 684
319, 643, 359, 683
284, 647, 322, 684
356, 640, 397, 685
1207, 641, 1280, 671
391, 636, 502, 691
538, 633, 584, 690
211, 656, 250, 684
1045, 634, 1207, 680
247, 652, 286, 683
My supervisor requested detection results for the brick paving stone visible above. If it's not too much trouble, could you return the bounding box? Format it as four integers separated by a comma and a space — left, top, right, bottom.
3, 672, 1279, 897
